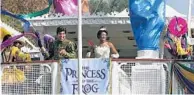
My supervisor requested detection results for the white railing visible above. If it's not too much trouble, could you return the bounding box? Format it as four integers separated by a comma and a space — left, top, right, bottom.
111, 59, 170, 94
1, 61, 58, 95
1, 59, 190, 94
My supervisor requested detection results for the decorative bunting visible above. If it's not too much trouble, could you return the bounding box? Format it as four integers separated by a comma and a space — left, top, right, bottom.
1, 10, 30, 32
173, 63, 194, 94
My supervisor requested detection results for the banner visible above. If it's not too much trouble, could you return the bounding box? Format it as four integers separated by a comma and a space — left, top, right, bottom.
61, 58, 110, 94
129, 0, 165, 50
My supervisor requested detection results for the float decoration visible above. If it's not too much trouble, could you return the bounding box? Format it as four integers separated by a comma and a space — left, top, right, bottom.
19, 0, 53, 18
164, 17, 192, 58
1, 10, 30, 32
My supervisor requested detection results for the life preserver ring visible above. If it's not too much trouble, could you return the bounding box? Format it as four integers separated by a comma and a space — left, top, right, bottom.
168, 17, 187, 37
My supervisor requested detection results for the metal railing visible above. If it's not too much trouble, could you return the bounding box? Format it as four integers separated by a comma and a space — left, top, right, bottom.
1, 61, 58, 95
1, 59, 193, 94
111, 59, 171, 94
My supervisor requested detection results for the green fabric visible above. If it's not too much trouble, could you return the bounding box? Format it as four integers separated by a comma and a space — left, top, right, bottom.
50, 40, 77, 60
178, 63, 194, 73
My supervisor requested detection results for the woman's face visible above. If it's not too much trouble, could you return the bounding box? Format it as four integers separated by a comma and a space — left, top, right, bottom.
15, 42, 20, 47
99, 32, 107, 41
19, 43, 24, 48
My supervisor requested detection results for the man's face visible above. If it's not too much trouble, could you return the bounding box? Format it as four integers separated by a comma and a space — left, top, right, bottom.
57, 31, 66, 41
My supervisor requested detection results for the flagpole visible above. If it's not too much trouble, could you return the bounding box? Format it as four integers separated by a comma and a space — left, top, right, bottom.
187, 0, 192, 37
78, 0, 83, 94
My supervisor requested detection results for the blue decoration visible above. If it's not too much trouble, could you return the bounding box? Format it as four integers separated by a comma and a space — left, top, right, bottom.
1, 10, 30, 32
129, 0, 165, 50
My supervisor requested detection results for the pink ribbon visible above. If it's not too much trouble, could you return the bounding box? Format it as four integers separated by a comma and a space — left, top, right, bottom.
54, 0, 78, 15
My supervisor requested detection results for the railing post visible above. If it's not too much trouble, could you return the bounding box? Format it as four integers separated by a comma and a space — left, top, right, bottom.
111, 61, 120, 94
51, 62, 59, 94
161, 63, 167, 94
0, 54, 2, 95
0, 67, 2, 95
78, 0, 83, 94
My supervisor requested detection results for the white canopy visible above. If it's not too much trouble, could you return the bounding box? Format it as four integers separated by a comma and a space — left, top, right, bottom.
165, 5, 186, 17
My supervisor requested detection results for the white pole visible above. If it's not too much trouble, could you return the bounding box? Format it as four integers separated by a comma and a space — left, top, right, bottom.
187, 0, 192, 37
51, 62, 58, 94
78, 0, 83, 94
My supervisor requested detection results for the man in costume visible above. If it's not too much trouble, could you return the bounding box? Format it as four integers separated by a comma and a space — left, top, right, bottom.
49, 26, 77, 59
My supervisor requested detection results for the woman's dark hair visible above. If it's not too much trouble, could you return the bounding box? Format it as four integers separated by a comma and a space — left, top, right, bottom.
13, 41, 23, 46
97, 30, 108, 39
56, 26, 66, 34
2, 34, 11, 42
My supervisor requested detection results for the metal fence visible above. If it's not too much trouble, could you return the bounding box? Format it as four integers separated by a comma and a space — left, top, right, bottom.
1, 59, 192, 94
111, 59, 171, 94
1, 61, 58, 95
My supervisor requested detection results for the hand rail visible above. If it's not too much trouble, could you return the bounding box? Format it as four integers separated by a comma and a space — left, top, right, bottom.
1, 58, 193, 65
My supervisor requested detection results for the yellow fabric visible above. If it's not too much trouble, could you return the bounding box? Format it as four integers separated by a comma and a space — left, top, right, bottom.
175, 39, 192, 55
11, 46, 31, 62
26, 53, 31, 62
17, 52, 32, 62
176, 40, 188, 55
11, 46, 20, 57
1, 67, 26, 84
0, 27, 12, 41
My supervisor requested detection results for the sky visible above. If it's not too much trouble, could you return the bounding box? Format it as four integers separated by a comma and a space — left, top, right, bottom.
166, 0, 194, 16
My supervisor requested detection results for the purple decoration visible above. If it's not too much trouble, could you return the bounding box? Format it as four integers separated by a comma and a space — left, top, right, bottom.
43, 34, 55, 43
181, 37, 187, 49
1, 33, 36, 51
43, 34, 55, 50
